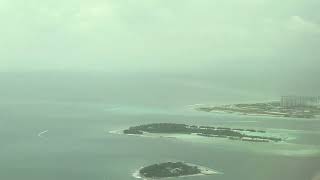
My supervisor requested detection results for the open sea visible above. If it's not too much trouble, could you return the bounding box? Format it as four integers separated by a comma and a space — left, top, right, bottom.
0, 72, 319, 180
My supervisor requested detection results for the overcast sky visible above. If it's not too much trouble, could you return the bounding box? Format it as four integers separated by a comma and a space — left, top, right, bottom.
0, 0, 319, 95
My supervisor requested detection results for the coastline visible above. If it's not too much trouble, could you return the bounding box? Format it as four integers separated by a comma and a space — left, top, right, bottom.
109, 127, 285, 144
109, 129, 179, 139
190, 103, 320, 120
195, 109, 320, 121
197, 109, 293, 118
132, 163, 221, 180
109, 128, 320, 158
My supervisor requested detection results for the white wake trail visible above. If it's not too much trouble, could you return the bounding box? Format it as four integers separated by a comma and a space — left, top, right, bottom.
38, 130, 49, 137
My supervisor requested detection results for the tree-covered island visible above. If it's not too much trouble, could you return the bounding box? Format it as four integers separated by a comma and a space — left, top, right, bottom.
123, 123, 282, 143
137, 162, 215, 179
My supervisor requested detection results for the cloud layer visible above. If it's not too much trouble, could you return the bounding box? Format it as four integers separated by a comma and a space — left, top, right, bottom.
0, 0, 319, 71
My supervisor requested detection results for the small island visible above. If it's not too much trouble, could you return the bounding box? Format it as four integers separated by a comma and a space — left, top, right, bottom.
135, 162, 217, 179
123, 123, 282, 143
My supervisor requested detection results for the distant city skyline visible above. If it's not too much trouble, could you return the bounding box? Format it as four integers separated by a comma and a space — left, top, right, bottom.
281, 95, 320, 107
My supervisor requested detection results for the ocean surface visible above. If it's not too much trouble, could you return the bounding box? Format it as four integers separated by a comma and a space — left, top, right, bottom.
0, 72, 319, 180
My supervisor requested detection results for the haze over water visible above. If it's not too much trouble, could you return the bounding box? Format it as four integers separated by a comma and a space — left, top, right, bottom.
1, 0, 320, 179
0, 72, 319, 180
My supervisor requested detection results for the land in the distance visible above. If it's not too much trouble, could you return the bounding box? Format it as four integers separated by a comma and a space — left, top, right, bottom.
135, 162, 217, 179
123, 123, 282, 143
194, 101, 320, 119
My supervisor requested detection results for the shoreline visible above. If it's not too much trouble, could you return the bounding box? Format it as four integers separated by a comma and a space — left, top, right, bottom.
109, 129, 179, 139
190, 104, 320, 121
109, 128, 284, 144
197, 109, 294, 118
132, 163, 221, 180
195, 108, 320, 120
191, 103, 320, 119
109, 129, 320, 157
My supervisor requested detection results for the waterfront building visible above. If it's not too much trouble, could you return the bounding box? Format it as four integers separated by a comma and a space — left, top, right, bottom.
281, 96, 320, 107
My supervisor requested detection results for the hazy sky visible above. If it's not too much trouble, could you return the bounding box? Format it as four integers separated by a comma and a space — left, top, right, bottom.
0, 0, 319, 70
0, 0, 319, 95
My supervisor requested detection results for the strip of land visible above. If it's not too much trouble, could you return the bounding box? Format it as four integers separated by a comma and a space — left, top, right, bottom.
194, 102, 320, 119
122, 123, 282, 143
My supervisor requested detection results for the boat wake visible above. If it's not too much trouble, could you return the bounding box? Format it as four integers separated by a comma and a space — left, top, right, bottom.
38, 130, 49, 137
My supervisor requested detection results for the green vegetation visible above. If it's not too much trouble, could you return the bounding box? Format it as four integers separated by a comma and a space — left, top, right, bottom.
123, 129, 143, 134
123, 123, 282, 143
139, 162, 201, 178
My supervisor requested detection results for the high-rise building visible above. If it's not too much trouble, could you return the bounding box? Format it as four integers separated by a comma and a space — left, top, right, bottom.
281, 96, 319, 107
